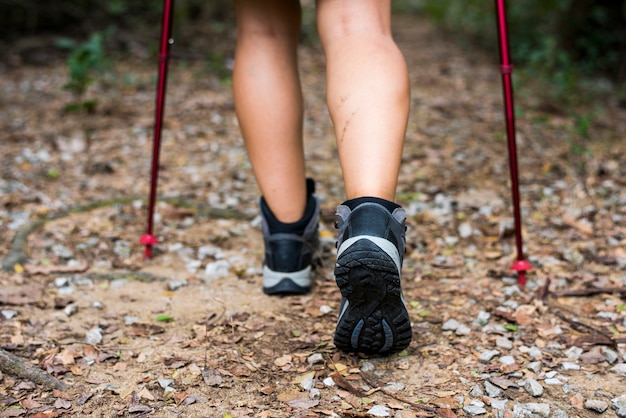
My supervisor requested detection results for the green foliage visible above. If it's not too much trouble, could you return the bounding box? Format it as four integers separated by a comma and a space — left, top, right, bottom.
413, 0, 626, 97
57, 31, 111, 112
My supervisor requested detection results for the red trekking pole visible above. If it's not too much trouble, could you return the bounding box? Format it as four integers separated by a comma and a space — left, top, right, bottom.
140, 0, 175, 259
495, 0, 532, 286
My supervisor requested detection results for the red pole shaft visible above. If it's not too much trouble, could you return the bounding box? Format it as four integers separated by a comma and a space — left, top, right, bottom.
495, 0, 531, 285
141, 0, 175, 258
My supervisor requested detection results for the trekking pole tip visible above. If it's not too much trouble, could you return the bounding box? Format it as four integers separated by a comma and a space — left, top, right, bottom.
140, 234, 159, 259
511, 259, 532, 287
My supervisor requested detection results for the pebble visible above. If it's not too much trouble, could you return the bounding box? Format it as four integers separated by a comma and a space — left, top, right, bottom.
469, 384, 484, 398
601, 347, 619, 364
1, 310, 17, 320
553, 410, 569, 418
167, 279, 188, 291
204, 260, 231, 278
528, 346, 543, 359
455, 324, 471, 336
442, 319, 461, 331
319, 305, 332, 314
523, 402, 551, 417
463, 400, 487, 416
113, 240, 131, 258
379, 382, 403, 394
544, 378, 563, 385
584, 399, 609, 413
307, 353, 324, 365
458, 222, 473, 238
561, 361, 581, 371
309, 388, 321, 399
611, 363, 626, 376
158, 378, 173, 389
475, 310, 491, 326
491, 399, 507, 410
124, 316, 139, 326
54, 277, 70, 287
524, 378, 544, 397
85, 327, 103, 345
300, 377, 314, 391
564, 346, 583, 360
366, 405, 391, 417
612, 394, 626, 417
479, 350, 500, 363
322, 377, 335, 387
64, 303, 79, 317
527, 361, 542, 374
360, 361, 375, 372
499, 355, 516, 365
495, 337, 513, 350
484, 381, 501, 398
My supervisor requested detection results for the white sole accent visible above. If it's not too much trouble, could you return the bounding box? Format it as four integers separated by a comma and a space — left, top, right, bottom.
336, 235, 401, 274
263, 265, 312, 288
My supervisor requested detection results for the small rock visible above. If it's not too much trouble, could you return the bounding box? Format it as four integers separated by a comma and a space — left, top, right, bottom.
553, 410, 569, 418
204, 260, 231, 278
442, 319, 461, 331
64, 303, 79, 317
527, 361, 542, 374
455, 324, 471, 336
92, 301, 103, 309
300, 377, 314, 391
584, 399, 609, 413
611, 363, 626, 376
544, 378, 563, 385
1, 310, 17, 320
499, 355, 516, 365
528, 346, 543, 359
52, 244, 74, 259
309, 388, 321, 399
484, 381, 501, 398
491, 399, 508, 410
463, 403, 487, 416
319, 305, 332, 314
307, 353, 324, 365
479, 350, 500, 363
113, 240, 131, 258
360, 361, 375, 372
366, 405, 391, 417
85, 327, 103, 345
601, 347, 619, 364
561, 361, 581, 371
564, 346, 583, 360
524, 378, 544, 397
167, 279, 188, 291
495, 336, 513, 350
458, 222, 473, 238
469, 384, 484, 398
612, 394, 626, 417
124, 316, 139, 325
524, 402, 551, 417
323, 377, 335, 387
475, 310, 491, 326
158, 378, 173, 389
384, 382, 405, 392
54, 277, 70, 287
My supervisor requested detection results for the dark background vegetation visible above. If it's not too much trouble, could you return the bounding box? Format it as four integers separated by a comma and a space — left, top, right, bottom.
1, 0, 625, 103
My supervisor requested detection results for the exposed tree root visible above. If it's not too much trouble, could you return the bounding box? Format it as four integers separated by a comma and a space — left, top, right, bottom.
0, 347, 68, 391
1, 197, 248, 272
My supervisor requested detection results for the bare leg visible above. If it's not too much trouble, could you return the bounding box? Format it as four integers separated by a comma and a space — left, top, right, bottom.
233, 0, 306, 222
316, 0, 410, 201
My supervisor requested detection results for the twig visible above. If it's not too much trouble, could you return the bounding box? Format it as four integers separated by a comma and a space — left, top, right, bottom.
0, 348, 68, 391
361, 373, 441, 416
548, 303, 620, 351
552, 287, 626, 297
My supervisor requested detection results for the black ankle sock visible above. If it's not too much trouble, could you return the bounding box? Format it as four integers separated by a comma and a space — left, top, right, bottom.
342, 196, 400, 213
261, 179, 316, 234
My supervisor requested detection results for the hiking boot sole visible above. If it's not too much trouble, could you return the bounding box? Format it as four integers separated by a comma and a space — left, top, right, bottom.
334, 237, 412, 354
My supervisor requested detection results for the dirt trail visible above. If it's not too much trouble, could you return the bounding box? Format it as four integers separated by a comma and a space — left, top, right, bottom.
1, 12, 625, 418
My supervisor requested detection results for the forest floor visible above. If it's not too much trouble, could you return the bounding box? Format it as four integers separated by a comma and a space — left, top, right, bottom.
1, 12, 626, 418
